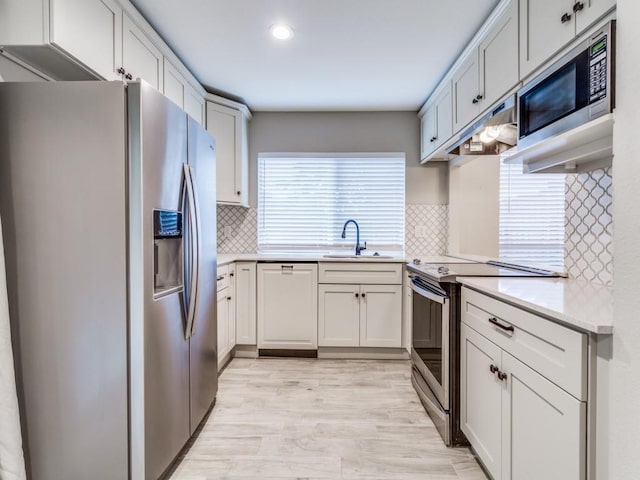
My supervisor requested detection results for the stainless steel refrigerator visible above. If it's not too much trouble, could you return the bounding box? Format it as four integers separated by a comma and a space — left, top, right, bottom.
0, 81, 218, 480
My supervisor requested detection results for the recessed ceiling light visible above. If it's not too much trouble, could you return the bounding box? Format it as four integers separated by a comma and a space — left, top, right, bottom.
270, 24, 294, 40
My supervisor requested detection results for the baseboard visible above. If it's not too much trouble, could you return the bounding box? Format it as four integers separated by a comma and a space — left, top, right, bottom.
233, 345, 258, 358
318, 347, 410, 360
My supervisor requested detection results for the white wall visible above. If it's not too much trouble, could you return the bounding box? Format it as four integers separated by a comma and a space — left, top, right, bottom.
610, 1, 640, 477
448, 157, 500, 257
247, 111, 448, 208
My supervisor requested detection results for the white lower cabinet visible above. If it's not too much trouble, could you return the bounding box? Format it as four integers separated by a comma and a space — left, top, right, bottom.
257, 263, 318, 350
359, 285, 402, 347
318, 284, 360, 347
461, 288, 587, 480
216, 264, 236, 368
317, 263, 403, 349
235, 262, 257, 345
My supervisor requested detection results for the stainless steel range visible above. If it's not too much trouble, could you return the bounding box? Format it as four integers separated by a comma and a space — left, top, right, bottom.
407, 257, 562, 446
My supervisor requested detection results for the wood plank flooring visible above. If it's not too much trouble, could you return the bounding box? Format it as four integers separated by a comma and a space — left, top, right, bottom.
169, 358, 488, 480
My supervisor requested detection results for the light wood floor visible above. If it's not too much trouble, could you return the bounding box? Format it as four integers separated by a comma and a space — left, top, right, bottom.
169, 358, 488, 480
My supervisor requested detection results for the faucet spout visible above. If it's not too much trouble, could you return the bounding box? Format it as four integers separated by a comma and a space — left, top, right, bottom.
341, 219, 366, 255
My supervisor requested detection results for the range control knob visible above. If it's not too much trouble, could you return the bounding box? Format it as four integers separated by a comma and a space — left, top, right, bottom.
437, 266, 450, 274
413, 259, 422, 265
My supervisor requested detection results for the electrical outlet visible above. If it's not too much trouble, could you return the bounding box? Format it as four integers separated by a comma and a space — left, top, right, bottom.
224, 225, 233, 239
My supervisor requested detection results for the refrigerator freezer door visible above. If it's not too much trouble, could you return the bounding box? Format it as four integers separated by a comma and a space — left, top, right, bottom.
0, 81, 129, 480
129, 82, 191, 480
187, 116, 219, 433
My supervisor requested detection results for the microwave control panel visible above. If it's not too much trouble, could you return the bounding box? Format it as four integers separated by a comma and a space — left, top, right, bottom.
589, 35, 608, 103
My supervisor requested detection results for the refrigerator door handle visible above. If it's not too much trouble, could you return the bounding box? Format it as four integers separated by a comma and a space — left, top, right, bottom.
182, 164, 198, 339
187, 164, 202, 337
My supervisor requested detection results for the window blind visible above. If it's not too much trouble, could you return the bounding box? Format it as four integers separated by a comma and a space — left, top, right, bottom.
258, 153, 405, 252
499, 161, 565, 267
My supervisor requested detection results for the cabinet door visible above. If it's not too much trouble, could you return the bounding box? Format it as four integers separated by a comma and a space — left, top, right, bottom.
519, 0, 575, 79
206, 102, 242, 204
228, 264, 236, 351
50, 0, 122, 80
185, 84, 205, 126
122, 14, 163, 90
452, 52, 481, 132
575, 0, 616, 35
257, 264, 318, 349
420, 105, 437, 160
461, 324, 503, 480
434, 84, 453, 149
501, 352, 586, 480
479, 0, 519, 108
359, 285, 402, 348
318, 284, 360, 347
163, 59, 185, 109
235, 262, 257, 345
217, 287, 229, 367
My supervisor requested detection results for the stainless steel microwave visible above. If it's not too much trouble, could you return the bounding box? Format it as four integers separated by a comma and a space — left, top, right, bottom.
518, 21, 615, 149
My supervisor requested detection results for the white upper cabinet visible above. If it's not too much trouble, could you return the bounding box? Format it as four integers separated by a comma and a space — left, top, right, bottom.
122, 14, 163, 90
452, 52, 481, 132
206, 100, 250, 207
574, 0, 616, 34
520, 0, 615, 79
50, 0, 123, 80
184, 84, 206, 126
421, 83, 454, 161
479, 0, 519, 107
420, 103, 438, 160
163, 59, 186, 109
519, 0, 576, 79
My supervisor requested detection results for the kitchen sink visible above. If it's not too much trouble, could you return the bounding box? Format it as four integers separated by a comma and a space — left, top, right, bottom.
322, 254, 394, 259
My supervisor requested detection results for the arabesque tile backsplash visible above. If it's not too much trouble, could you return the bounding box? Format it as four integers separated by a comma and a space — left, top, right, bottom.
565, 167, 613, 286
216, 204, 448, 256
217, 168, 613, 287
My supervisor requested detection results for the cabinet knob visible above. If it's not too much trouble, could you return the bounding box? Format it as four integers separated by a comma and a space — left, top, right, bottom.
361, 293, 366, 298
573, 1, 584, 12
236, 190, 241, 196
227, 296, 232, 301
497, 371, 508, 381
430, 136, 437, 142
229, 272, 234, 277
489, 364, 499, 374
561, 12, 572, 23
355, 292, 359, 298
472, 98, 478, 104
125, 73, 133, 81
117, 67, 126, 75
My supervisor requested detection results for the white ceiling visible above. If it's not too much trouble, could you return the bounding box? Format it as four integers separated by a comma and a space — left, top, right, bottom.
131, 0, 500, 111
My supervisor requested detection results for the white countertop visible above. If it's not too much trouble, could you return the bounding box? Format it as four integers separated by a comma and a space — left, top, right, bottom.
457, 277, 613, 334
217, 252, 409, 266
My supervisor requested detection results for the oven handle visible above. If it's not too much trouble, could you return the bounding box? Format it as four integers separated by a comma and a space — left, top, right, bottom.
410, 278, 448, 305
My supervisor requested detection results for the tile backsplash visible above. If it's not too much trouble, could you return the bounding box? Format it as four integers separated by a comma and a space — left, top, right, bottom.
565, 167, 613, 286
405, 204, 448, 259
217, 203, 449, 257
216, 205, 257, 253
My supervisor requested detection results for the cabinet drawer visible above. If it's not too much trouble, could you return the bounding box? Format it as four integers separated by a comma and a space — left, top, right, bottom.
319, 262, 402, 285
216, 264, 229, 291
462, 287, 588, 400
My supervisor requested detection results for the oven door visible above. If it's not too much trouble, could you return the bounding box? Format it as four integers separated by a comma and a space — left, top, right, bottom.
410, 276, 450, 410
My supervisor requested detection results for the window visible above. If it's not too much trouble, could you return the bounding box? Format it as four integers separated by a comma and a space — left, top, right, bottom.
499, 161, 565, 267
258, 153, 405, 252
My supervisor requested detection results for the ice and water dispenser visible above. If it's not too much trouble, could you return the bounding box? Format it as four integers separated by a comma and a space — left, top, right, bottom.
153, 209, 183, 296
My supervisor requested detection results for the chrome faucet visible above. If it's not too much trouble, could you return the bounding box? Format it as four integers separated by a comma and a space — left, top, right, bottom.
341, 219, 366, 255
